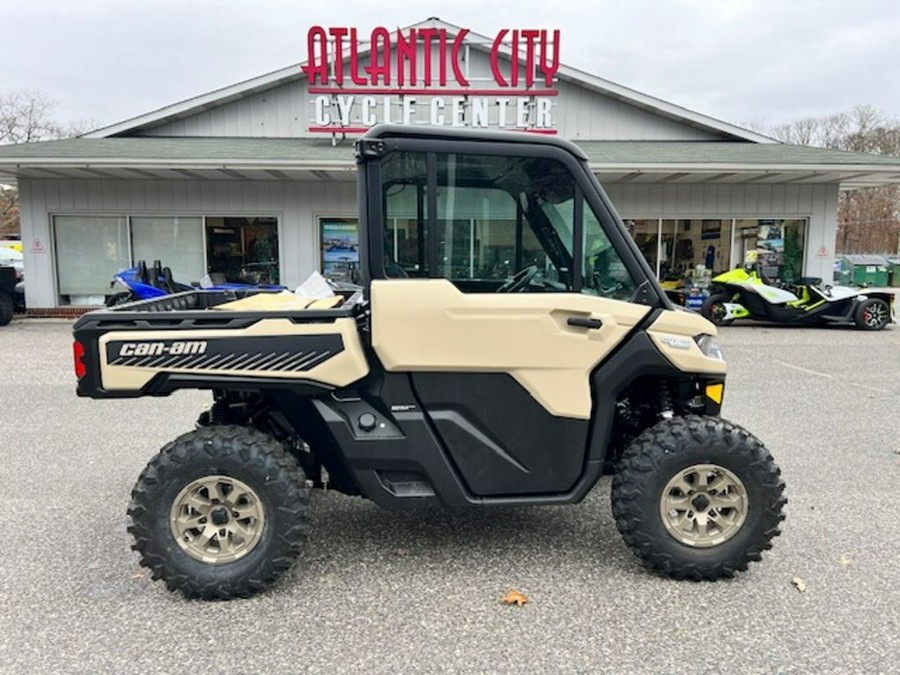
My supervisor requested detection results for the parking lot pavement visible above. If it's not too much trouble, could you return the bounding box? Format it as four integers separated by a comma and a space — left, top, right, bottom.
1, 318, 899, 674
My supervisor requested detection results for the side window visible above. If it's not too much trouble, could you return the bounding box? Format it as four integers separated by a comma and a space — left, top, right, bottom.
379, 148, 638, 298
382, 151, 428, 278
582, 205, 637, 300
435, 153, 573, 292
435, 186, 551, 283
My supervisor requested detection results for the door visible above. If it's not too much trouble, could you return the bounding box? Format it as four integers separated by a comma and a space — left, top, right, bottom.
370, 147, 652, 496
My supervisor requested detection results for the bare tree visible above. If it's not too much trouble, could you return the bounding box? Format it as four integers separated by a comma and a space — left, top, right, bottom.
1, 90, 98, 236
0, 89, 65, 144
750, 106, 900, 255
0, 185, 18, 237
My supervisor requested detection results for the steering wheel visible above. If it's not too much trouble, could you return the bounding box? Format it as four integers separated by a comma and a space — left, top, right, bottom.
497, 265, 540, 293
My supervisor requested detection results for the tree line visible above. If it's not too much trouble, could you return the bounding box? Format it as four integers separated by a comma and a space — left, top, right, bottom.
750, 106, 900, 256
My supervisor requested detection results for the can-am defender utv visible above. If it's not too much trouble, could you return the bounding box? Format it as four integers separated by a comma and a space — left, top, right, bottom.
73, 125, 786, 599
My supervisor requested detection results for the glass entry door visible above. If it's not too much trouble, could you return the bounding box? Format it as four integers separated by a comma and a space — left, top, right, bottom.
205, 217, 279, 284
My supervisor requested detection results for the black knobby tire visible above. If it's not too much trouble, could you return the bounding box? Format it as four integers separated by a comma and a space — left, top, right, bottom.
700, 293, 734, 326
0, 292, 13, 326
612, 415, 785, 581
128, 425, 310, 600
854, 298, 890, 331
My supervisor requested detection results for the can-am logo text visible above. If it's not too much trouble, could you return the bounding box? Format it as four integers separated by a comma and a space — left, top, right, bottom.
118, 341, 208, 357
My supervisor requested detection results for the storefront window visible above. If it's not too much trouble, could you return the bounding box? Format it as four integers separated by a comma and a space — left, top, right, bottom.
205, 217, 279, 284
131, 216, 204, 284
320, 217, 360, 280
630, 218, 807, 284
52, 213, 282, 304
54, 215, 129, 304
731, 219, 806, 282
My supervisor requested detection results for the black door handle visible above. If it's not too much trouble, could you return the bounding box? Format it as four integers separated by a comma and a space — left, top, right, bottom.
567, 316, 603, 329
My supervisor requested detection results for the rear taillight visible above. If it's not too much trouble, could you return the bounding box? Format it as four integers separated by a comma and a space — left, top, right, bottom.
73, 340, 86, 379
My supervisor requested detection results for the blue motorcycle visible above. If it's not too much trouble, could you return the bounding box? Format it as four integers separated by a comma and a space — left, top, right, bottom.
106, 260, 283, 306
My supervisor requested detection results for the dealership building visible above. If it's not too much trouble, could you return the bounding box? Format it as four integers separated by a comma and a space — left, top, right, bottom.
2, 18, 900, 311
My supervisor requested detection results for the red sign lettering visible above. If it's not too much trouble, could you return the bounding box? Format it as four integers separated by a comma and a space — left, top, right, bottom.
301, 26, 560, 90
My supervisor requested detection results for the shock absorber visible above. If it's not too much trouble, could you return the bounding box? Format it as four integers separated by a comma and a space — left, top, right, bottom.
658, 380, 675, 420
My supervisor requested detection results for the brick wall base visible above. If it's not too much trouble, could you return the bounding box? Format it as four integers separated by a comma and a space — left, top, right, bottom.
25, 307, 95, 318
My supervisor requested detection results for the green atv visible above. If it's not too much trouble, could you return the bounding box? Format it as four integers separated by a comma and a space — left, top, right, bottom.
73, 126, 786, 599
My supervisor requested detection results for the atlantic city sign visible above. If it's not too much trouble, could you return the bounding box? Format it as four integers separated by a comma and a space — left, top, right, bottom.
302, 26, 561, 134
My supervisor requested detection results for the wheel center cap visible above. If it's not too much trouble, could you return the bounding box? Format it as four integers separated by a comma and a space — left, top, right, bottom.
691, 494, 711, 512
210, 507, 230, 526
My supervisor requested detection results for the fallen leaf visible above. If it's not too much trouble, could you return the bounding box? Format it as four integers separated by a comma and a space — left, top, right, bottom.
791, 576, 807, 593
501, 589, 529, 607
837, 555, 853, 568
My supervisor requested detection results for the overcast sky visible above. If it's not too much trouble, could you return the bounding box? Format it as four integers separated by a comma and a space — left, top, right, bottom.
2, 0, 899, 133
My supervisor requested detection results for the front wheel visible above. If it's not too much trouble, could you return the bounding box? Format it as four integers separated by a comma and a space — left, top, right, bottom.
612, 415, 786, 580
854, 298, 890, 330
128, 425, 310, 599
700, 293, 734, 326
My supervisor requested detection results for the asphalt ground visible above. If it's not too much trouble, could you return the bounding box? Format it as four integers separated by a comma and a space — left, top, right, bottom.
1, 318, 898, 674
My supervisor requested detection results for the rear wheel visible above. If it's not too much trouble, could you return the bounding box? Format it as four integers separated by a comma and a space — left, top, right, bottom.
612, 415, 785, 580
128, 425, 310, 599
700, 293, 734, 326
854, 298, 890, 330
0, 292, 13, 326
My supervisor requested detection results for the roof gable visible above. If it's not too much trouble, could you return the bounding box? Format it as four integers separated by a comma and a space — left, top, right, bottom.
85, 18, 771, 143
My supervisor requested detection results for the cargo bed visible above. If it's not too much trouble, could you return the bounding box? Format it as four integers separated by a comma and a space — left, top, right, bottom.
73, 289, 370, 399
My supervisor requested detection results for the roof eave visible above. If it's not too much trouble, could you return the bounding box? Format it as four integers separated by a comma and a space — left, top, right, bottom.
586, 162, 900, 173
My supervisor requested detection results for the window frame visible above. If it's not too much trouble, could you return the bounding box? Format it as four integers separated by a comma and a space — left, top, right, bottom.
366, 137, 661, 305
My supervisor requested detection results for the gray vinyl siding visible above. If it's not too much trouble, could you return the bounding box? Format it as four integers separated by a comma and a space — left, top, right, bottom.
143, 48, 723, 142
18, 177, 355, 308
554, 79, 719, 141
19, 176, 838, 308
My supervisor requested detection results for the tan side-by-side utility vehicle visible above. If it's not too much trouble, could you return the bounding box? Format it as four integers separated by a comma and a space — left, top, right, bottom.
73, 125, 786, 599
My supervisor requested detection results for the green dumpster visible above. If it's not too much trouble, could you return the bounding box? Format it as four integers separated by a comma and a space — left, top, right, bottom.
887, 258, 900, 287
841, 255, 890, 287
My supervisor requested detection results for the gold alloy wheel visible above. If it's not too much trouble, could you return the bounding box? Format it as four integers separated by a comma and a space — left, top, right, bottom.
169, 475, 265, 564
659, 464, 748, 548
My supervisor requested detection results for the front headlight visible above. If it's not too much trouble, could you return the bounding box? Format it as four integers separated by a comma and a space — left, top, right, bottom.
695, 334, 724, 361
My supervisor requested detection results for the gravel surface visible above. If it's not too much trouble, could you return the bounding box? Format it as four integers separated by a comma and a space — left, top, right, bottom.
1, 318, 898, 674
